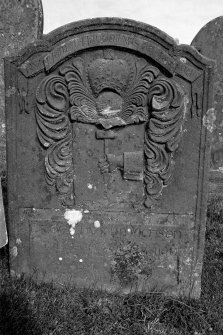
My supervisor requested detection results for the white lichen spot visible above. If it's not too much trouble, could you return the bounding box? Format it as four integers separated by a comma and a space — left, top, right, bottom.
185, 257, 191, 265
203, 108, 217, 133
127, 228, 131, 233
183, 95, 189, 118
219, 166, 223, 172
70, 227, 75, 235
10, 269, 16, 277
84, 210, 89, 214
180, 57, 187, 63
87, 183, 93, 189
5, 86, 16, 97
59, 257, 63, 261
72, 236, 74, 239
94, 220, 101, 228
10, 246, 18, 258
64, 209, 83, 236
16, 238, 22, 245
79, 259, 83, 263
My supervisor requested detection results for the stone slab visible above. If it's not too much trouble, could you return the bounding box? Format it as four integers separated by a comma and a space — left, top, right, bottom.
0, 0, 43, 249
191, 16, 223, 195
5, 18, 214, 297
0, 0, 43, 174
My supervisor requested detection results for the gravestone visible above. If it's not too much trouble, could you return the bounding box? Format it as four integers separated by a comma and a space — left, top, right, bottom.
192, 17, 223, 195
0, 0, 43, 248
0, 0, 43, 173
5, 18, 214, 297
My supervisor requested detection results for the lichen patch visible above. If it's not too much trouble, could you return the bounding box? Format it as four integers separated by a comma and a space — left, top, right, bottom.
10, 246, 18, 258
203, 108, 217, 132
64, 209, 83, 236
94, 220, 101, 228
70, 227, 75, 235
16, 238, 22, 245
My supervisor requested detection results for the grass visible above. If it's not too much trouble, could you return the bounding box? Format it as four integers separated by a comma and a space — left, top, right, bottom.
0, 196, 223, 335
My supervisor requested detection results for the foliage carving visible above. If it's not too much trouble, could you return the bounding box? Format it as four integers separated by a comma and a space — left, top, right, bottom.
36, 74, 74, 206
144, 78, 186, 207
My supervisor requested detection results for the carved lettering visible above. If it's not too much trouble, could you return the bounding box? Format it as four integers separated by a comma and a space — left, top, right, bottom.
19, 56, 45, 77
176, 60, 202, 83
148, 245, 176, 257
44, 32, 176, 74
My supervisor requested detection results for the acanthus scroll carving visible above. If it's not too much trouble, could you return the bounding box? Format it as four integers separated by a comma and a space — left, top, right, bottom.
36, 74, 74, 206
144, 77, 187, 207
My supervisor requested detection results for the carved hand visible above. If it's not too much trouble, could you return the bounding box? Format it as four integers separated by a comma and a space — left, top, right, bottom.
98, 154, 124, 174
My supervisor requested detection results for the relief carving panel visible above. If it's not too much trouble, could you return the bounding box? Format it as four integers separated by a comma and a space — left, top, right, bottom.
36, 49, 186, 207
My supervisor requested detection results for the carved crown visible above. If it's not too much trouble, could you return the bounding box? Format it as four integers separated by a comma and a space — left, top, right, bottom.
88, 58, 130, 96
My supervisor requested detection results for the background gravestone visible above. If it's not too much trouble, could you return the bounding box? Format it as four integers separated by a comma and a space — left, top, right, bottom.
0, 0, 43, 248
191, 17, 223, 196
0, 0, 43, 174
5, 18, 214, 298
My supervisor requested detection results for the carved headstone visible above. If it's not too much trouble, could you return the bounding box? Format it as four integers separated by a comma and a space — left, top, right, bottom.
0, 0, 43, 249
192, 16, 223, 195
0, 0, 43, 173
5, 18, 214, 297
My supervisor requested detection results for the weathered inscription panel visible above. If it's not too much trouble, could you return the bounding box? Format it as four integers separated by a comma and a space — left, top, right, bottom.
6, 18, 214, 297
19, 208, 193, 294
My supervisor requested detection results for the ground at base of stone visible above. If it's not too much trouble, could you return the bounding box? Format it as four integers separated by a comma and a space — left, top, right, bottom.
0, 197, 223, 335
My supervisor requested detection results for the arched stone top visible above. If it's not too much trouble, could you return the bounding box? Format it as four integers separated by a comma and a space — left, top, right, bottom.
9, 17, 214, 72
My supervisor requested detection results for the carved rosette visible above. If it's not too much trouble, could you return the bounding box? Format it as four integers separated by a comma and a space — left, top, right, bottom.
36, 53, 186, 207
36, 74, 74, 206
144, 77, 187, 207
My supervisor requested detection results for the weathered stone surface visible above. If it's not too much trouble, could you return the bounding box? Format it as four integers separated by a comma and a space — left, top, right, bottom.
0, 180, 7, 248
5, 18, 214, 297
191, 16, 223, 195
0, 0, 43, 173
